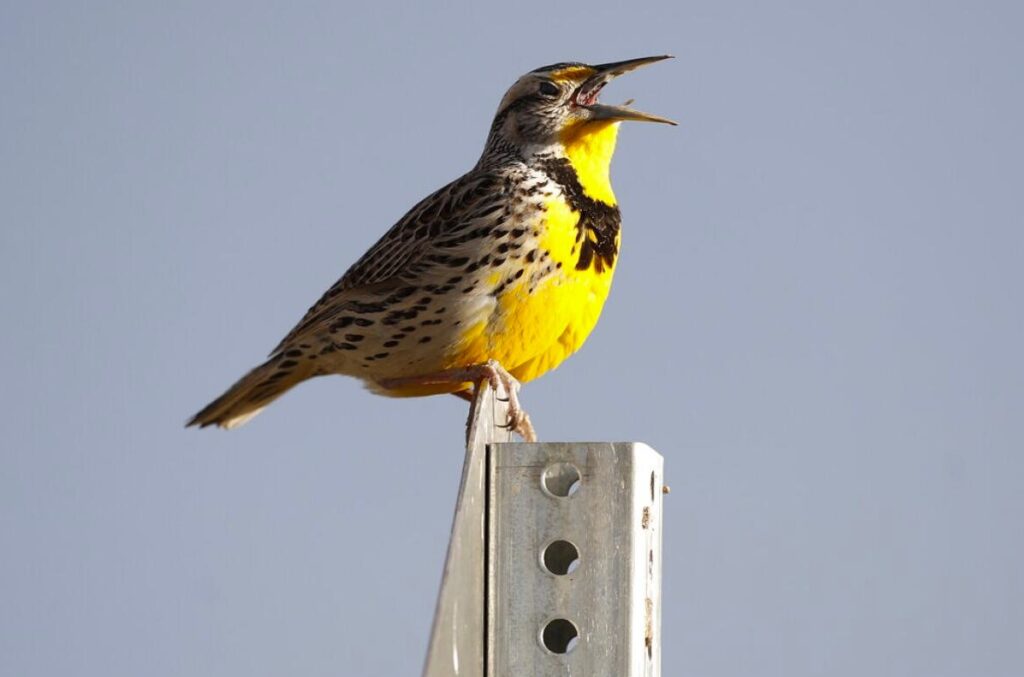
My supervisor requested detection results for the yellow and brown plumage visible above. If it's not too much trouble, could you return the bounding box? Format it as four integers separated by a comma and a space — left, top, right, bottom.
188, 56, 675, 440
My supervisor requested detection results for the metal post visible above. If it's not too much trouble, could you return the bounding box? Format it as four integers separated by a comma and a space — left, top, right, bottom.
424, 385, 664, 677
423, 383, 512, 677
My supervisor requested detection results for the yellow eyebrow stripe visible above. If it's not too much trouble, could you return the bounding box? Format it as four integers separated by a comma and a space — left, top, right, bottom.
550, 66, 596, 83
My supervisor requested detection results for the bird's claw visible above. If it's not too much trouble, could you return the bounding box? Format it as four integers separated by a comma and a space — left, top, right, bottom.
479, 360, 535, 442
381, 359, 537, 442
508, 408, 537, 443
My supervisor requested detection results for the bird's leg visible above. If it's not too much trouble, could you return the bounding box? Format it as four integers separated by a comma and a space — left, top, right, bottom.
377, 359, 537, 442
483, 362, 536, 443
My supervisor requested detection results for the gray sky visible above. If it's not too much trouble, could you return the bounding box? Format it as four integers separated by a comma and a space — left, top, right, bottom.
2, 2, 1022, 676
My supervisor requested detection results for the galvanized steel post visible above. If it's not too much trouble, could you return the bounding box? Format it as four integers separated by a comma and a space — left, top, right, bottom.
424, 384, 665, 677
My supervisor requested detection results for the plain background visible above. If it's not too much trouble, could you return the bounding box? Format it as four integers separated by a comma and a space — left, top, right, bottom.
2, 2, 1022, 676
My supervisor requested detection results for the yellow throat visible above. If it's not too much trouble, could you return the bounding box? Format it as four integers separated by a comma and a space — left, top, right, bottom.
559, 120, 621, 206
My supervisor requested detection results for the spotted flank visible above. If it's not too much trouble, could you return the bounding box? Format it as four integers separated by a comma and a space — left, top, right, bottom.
188, 56, 674, 436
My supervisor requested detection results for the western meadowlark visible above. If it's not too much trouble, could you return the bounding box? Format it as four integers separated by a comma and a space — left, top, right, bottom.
189, 56, 675, 441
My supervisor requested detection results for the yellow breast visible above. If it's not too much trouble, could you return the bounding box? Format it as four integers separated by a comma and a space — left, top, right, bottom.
437, 196, 616, 381
497, 197, 618, 383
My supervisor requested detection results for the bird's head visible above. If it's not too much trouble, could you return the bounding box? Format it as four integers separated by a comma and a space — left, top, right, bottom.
484, 55, 676, 157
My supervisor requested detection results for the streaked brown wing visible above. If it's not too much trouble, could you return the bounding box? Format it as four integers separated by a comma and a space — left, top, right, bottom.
270, 170, 508, 355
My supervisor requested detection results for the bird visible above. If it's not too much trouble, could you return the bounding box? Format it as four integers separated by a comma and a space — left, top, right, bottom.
188, 56, 675, 441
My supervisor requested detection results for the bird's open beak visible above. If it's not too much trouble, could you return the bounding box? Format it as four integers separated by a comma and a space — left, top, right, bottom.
575, 55, 677, 126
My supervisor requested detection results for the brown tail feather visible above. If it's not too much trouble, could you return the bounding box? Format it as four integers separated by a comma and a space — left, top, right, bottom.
187, 354, 312, 429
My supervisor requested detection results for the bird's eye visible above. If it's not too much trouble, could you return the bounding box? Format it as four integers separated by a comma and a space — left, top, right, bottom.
538, 81, 560, 97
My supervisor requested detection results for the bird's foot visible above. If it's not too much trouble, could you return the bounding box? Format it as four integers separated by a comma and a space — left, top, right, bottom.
475, 360, 536, 443
380, 359, 537, 442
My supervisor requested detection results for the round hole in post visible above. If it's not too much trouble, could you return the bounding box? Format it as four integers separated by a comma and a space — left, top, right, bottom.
541, 539, 580, 575
540, 618, 579, 654
541, 463, 581, 498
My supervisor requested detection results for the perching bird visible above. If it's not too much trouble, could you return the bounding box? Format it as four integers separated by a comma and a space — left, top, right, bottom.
189, 56, 675, 441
